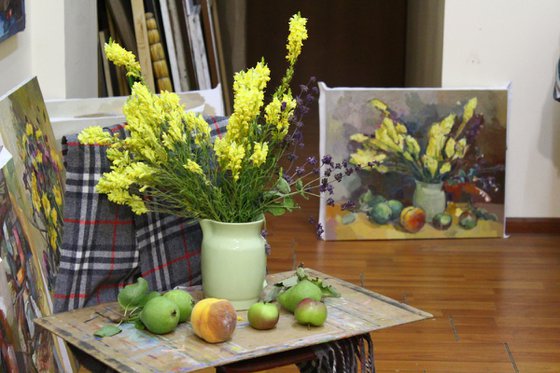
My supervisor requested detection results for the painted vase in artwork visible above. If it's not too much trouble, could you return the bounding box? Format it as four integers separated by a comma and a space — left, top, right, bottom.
199, 218, 266, 310
412, 180, 446, 222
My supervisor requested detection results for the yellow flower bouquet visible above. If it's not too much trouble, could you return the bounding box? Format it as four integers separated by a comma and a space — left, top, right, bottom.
79, 13, 318, 224
350, 97, 478, 183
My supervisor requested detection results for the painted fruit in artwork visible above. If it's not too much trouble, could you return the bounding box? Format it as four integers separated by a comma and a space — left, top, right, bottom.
386, 200, 404, 220
163, 289, 194, 322
247, 302, 280, 330
277, 279, 323, 313
190, 298, 237, 343
400, 206, 426, 233
294, 298, 327, 327
459, 211, 478, 229
140, 297, 180, 335
368, 202, 392, 224
432, 212, 452, 230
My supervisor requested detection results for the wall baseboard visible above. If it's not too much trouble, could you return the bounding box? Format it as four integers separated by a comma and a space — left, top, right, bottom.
506, 218, 560, 234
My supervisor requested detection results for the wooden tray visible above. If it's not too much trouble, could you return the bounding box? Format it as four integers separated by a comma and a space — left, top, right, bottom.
35, 269, 432, 372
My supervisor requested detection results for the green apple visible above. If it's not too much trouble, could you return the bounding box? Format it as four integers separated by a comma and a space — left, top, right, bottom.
140, 297, 180, 334
163, 289, 194, 323
247, 302, 280, 330
294, 298, 327, 327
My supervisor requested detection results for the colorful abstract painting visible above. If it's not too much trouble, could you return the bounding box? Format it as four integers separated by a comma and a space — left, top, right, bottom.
0, 0, 25, 43
0, 156, 59, 372
319, 83, 508, 240
0, 79, 73, 371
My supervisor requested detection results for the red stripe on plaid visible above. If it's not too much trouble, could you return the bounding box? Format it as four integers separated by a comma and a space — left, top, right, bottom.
53, 293, 87, 299
141, 252, 191, 277
210, 116, 223, 139
64, 218, 133, 225
109, 124, 126, 133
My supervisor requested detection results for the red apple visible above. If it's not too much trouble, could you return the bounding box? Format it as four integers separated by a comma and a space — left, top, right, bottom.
247, 302, 280, 330
400, 206, 426, 233
294, 298, 327, 327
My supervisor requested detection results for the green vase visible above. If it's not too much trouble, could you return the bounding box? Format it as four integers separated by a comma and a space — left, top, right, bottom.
199, 218, 266, 310
412, 180, 446, 221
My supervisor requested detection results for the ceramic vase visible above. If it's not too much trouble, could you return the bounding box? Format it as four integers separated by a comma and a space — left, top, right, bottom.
199, 218, 266, 310
412, 180, 446, 221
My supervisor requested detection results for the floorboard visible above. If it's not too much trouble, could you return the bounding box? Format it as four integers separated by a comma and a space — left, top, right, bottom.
242, 198, 560, 372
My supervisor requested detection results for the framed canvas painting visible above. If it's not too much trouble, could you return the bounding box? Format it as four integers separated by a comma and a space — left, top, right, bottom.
0, 0, 25, 43
0, 80, 73, 371
319, 83, 509, 240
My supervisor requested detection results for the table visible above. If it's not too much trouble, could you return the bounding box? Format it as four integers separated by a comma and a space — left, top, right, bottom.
35, 269, 432, 372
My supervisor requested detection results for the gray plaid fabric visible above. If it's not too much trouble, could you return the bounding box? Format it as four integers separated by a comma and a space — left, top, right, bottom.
53, 117, 228, 313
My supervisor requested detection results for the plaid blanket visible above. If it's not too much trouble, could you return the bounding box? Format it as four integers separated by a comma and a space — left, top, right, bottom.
53, 116, 228, 313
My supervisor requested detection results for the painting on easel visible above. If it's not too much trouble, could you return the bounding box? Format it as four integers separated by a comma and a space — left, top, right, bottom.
319, 83, 508, 240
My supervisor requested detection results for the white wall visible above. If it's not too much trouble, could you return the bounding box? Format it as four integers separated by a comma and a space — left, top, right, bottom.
442, 0, 560, 218
0, 6, 32, 96
0, 0, 97, 100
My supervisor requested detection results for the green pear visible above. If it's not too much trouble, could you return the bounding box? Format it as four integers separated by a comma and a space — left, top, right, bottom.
277, 279, 322, 313
163, 289, 194, 323
140, 297, 180, 334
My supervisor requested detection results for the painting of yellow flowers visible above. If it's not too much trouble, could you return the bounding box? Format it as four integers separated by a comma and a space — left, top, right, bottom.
0, 78, 73, 371
319, 83, 508, 240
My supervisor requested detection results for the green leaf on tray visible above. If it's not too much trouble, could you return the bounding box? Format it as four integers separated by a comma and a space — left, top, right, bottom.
94, 325, 122, 338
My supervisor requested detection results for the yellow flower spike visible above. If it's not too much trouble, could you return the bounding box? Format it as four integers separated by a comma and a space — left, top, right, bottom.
41, 193, 51, 213
78, 126, 115, 145
49, 228, 58, 249
405, 136, 421, 157
35, 152, 43, 164
422, 155, 438, 177
445, 138, 456, 159
286, 13, 308, 65
440, 162, 451, 175
395, 123, 408, 134
26, 123, 33, 136
454, 97, 478, 138
371, 99, 391, 116
184, 160, 204, 175
349, 148, 384, 170
250, 142, 269, 167
53, 186, 63, 207
350, 133, 369, 143
51, 208, 58, 223
104, 40, 142, 79
455, 138, 468, 158
35, 129, 43, 138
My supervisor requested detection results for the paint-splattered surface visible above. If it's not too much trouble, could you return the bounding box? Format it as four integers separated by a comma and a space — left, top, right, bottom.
35, 269, 431, 372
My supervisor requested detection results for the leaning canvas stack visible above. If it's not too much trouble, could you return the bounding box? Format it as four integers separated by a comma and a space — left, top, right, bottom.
319, 83, 509, 240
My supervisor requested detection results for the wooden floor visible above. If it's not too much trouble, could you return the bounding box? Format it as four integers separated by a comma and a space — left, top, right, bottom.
245, 198, 560, 373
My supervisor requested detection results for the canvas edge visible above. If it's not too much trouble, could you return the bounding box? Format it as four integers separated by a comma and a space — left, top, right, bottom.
503, 82, 513, 239
318, 82, 329, 240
